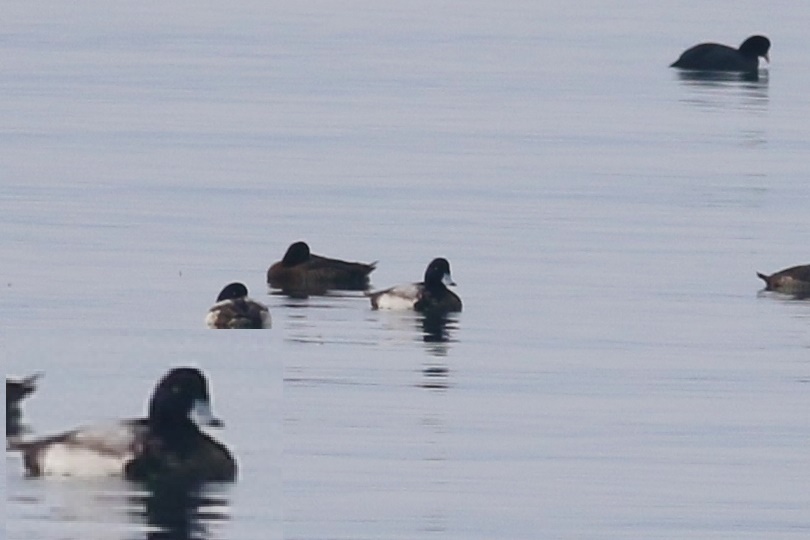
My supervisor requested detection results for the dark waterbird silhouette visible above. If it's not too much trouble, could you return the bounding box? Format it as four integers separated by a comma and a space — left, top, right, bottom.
267, 241, 376, 294
757, 264, 810, 298
671, 35, 770, 73
6, 373, 40, 407
6, 373, 41, 438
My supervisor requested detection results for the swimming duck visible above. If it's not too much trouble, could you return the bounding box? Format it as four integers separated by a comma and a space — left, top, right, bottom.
670, 35, 770, 73
367, 257, 462, 313
7, 373, 41, 438
267, 241, 376, 293
206, 282, 271, 329
9, 367, 236, 483
756, 264, 810, 296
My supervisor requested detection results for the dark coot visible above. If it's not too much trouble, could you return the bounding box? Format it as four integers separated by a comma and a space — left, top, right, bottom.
671, 35, 770, 72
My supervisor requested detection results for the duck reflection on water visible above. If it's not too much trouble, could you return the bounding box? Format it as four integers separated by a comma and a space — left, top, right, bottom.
128, 481, 231, 540
418, 311, 460, 359
420, 312, 459, 344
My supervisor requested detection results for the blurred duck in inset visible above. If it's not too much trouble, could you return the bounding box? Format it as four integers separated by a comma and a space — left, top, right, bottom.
757, 264, 810, 297
267, 241, 376, 294
367, 257, 462, 314
8, 367, 236, 483
7, 373, 41, 438
670, 35, 770, 73
206, 282, 271, 329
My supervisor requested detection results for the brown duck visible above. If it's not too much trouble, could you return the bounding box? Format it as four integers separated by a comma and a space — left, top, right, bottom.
756, 264, 810, 296
267, 241, 376, 293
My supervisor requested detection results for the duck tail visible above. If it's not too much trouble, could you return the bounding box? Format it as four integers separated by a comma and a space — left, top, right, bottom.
21, 372, 43, 391
756, 272, 770, 286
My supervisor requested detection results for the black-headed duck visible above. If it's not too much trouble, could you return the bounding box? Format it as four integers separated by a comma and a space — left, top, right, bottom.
206, 282, 271, 329
9, 367, 236, 483
367, 257, 462, 314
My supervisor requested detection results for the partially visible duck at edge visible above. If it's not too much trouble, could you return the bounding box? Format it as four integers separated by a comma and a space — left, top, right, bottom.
367, 257, 462, 314
670, 35, 770, 73
6, 373, 40, 409
8, 367, 237, 483
206, 282, 271, 329
7, 373, 41, 438
267, 241, 376, 293
757, 264, 810, 297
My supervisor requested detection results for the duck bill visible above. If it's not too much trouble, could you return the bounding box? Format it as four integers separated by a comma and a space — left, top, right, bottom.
764, 53, 770, 63
190, 399, 224, 428
442, 273, 457, 287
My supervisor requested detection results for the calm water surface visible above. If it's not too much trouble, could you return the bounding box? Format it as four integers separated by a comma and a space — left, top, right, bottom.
3, 1, 810, 539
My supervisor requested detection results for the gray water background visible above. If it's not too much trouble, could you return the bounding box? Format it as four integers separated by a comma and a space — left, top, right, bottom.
3, 1, 810, 539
